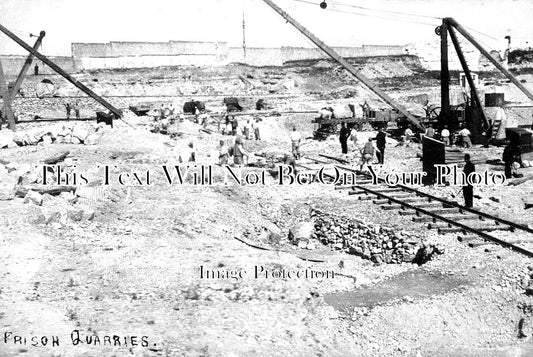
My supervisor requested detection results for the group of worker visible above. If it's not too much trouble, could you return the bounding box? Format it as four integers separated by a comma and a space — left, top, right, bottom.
335, 123, 387, 169
64, 101, 81, 119
218, 136, 249, 165
152, 104, 176, 121
223, 115, 262, 141
415, 123, 472, 148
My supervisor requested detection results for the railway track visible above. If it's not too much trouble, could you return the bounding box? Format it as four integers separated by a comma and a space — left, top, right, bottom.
303, 155, 533, 258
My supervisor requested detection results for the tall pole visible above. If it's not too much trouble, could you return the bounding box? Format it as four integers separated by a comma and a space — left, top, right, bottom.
242, 7, 247, 62
440, 20, 451, 128
0, 23, 123, 118
447, 25, 489, 133
10, 31, 45, 102
447, 17, 533, 103
260, 0, 424, 131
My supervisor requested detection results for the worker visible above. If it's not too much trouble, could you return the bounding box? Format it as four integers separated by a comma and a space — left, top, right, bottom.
34, 63, 39, 76
160, 104, 167, 120
231, 116, 239, 136
282, 153, 297, 173
360, 101, 370, 119
463, 153, 475, 208
199, 111, 209, 127
502, 143, 522, 179
218, 140, 229, 165
169, 104, 175, 118
425, 124, 435, 138
253, 117, 261, 140
458, 125, 472, 148
65, 103, 72, 119
73, 101, 80, 119
243, 119, 251, 140
440, 126, 450, 146
404, 126, 413, 144
339, 122, 350, 155
233, 136, 249, 165
374, 127, 387, 165
290, 126, 302, 160
349, 125, 358, 149
224, 117, 232, 135
360, 138, 379, 171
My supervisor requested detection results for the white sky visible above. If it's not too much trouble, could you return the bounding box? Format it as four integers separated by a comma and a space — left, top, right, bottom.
0, 0, 531, 56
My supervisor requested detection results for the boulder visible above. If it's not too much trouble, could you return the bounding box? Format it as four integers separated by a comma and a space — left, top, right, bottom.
0, 129, 16, 149
288, 221, 315, 245
24, 190, 43, 206
84, 133, 100, 145
0, 171, 18, 200
71, 125, 89, 142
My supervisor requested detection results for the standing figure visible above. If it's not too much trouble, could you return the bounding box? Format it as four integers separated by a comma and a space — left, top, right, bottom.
374, 127, 387, 165
218, 140, 229, 165
440, 126, 450, 146
502, 144, 521, 179
290, 126, 302, 160
360, 138, 379, 171
339, 122, 350, 155
349, 126, 358, 149
161, 104, 166, 120
463, 154, 475, 208
243, 119, 251, 140
459, 125, 472, 148
34, 64, 39, 76
65, 103, 72, 119
231, 116, 239, 136
425, 124, 435, 138
404, 126, 413, 144
254, 118, 261, 140
233, 136, 248, 166
73, 100, 80, 119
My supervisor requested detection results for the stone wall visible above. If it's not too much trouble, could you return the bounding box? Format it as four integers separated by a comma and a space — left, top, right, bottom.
71, 41, 406, 69
0, 55, 79, 76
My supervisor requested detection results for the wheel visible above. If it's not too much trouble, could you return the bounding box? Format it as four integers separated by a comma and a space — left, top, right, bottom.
428, 107, 441, 120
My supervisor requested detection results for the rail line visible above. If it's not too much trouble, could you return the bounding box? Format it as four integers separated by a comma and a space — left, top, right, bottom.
303, 155, 533, 258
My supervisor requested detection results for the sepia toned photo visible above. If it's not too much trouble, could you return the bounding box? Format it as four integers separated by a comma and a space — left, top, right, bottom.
1, 0, 533, 356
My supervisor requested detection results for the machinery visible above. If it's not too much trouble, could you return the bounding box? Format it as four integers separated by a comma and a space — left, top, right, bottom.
435, 17, 533, 144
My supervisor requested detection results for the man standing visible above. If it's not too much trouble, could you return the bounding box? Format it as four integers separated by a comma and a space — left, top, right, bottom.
404, 126, 413, 144
349, 125, 358, 149
463, 153, 475, 208
425, 124, 435, 138
73, 101, 80, 119
290, 126, 302, 160
243, 119, 251, 140
374, 127, 387, 165
231, 117, 239, 136
218, 140, 229, 165
253, 117, 261, 140
65, 103, 72, 119
441, 126, 450, 146
233, 136, 249, 166
339, 123, 350, 155
459, 125, 472, 148
360, 138, 379, 171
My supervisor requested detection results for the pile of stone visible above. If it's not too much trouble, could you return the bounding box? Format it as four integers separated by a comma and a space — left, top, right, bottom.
0, 161, 97, 226
0, 122, 108, 149
309, 209, 443, 265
